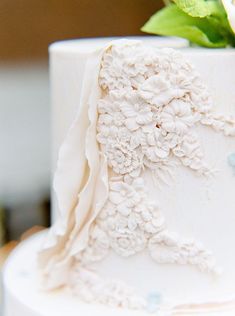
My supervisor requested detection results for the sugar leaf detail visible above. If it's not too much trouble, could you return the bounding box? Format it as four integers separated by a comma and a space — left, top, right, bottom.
141, 5, 227, 48
172, 0, 214, 18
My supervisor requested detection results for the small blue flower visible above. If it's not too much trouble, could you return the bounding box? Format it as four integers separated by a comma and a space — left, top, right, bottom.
228, 153, 235, 173
146, 291, 162, 313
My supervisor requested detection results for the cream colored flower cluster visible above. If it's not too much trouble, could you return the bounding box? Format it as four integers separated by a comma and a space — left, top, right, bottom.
80, 175, 216, 273
91, 42, 223, 271
97, 43, 215, 179
97, 177, 165, 257
77, 177, 164, 260
71, 43, 230, 308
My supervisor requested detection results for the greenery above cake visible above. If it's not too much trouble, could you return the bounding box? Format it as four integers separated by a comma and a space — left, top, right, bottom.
142, 0, 235, 48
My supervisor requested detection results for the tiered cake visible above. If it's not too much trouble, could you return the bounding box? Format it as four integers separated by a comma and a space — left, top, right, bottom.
3, 37, 235, 316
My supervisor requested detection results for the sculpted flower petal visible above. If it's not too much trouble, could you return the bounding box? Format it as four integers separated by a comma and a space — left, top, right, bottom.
129, 167, 142, 178
110, 230, 147, 257
152, 217, 165, 231
115, 216, 128, 233
97, 99, 109, 114
130, 134, 142, 149
136, 111, 153, 125
145, 130, 164, 147
99, 114, 113, 126
128, 214, 138, 231
121, 103, 137, 118
142, 124, 156, 133
141, 210, 152, 222
139, 75, 171, 106
191, 90, 213, 114
125, 195, 142, 208
117, 204, 131, 216
109, 192, 125, 205
79, 225, 110, 264
144, 147, 159, 163
161, 99, 194, 135
132, 177, 145, 188
125, 118, 139, 131
154, 147, 169, 159
105, 143, 143, 175
147, 133, 157, 146
110, 181, 133, 193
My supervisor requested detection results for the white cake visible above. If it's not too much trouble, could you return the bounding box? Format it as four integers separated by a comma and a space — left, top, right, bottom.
3, 37, 235, 316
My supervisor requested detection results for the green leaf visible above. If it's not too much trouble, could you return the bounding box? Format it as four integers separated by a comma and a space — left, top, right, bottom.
172, 0, 215, 18
141, 4, 227, 48
206, 1, 235, 46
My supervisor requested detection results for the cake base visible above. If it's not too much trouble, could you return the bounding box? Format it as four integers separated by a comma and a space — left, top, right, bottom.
2, 232, 235, 316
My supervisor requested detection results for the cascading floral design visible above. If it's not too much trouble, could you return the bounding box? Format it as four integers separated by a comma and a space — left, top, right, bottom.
76, 42, 235, 276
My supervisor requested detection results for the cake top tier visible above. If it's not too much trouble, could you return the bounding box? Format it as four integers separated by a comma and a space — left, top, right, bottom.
49, 36, 189, 54
49, 36, 235, 56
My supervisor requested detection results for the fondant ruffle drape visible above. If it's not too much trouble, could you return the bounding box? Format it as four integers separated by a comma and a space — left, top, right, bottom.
39, 39, 141, 288
38, 46, 111, 288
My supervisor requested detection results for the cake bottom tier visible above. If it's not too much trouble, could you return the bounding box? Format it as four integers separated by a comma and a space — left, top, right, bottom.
2, 232, 235, 316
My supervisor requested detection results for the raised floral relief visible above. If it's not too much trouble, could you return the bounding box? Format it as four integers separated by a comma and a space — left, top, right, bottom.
77, 42, 235, 276
41, 41, 235, 312
68, 265, 147, 309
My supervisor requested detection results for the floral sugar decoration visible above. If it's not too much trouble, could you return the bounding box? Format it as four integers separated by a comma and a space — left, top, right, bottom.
84, 42, 235, 274
71, 41, 235, 311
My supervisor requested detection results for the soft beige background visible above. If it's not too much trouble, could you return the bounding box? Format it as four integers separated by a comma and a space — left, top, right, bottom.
0, 0, 162, 61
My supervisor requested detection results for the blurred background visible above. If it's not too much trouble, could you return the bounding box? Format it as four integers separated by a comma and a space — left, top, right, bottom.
0, 0, 163, 243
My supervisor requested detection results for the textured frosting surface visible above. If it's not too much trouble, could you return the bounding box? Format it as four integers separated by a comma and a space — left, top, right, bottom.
4, 233, 235, 316
39, 40, 235, 312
